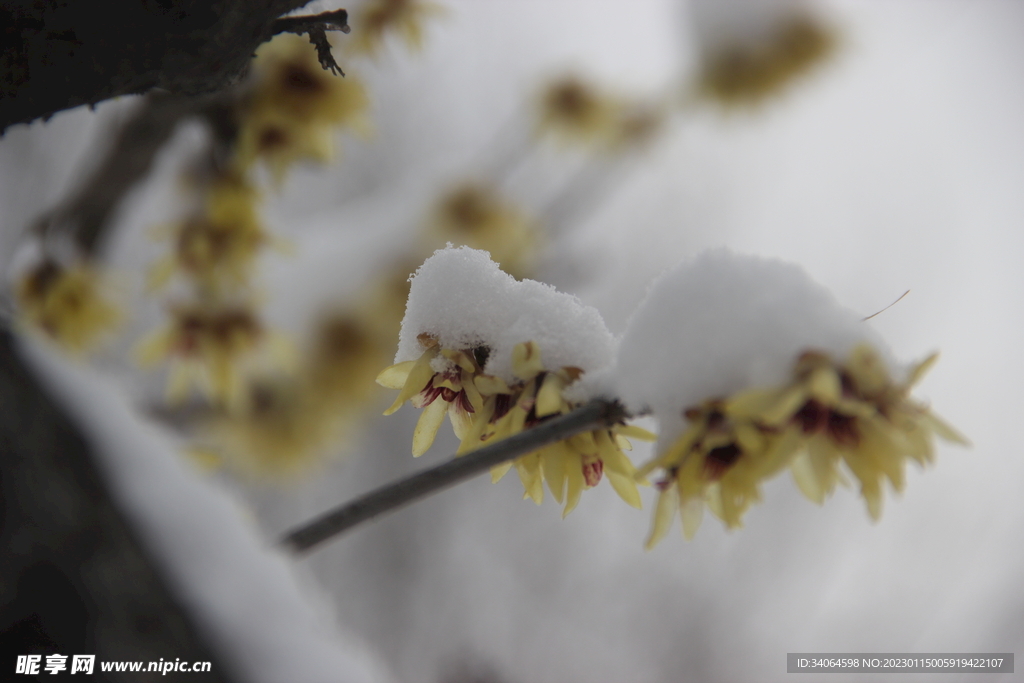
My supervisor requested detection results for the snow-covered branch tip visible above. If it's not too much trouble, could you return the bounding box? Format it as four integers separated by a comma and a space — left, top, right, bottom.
281, 398, 629, 553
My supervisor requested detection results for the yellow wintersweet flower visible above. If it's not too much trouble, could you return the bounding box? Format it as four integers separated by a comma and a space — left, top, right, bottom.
464, 342, 652, 515
235, 34, 370, 176
376, 334, 487, 456
16, 260, 120, 353
427, 184, 538, 279
234, 109, 343, 182
207, 375, 344, 476
349, 0, 445, 56
379, 333, 652, 515
780, 346, 968, 519
249, 34, 371, 128
136, 301, 290, 408
642, 344, 967, 547
641, 400, 803, 548
697, 12, 836, 107
149, 177, 267, 291
306, 310, 394, 414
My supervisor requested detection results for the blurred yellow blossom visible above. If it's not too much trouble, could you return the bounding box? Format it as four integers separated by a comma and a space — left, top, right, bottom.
642, 344, 967, 547
350, 0, 445, 56
136, 301, 290, 408
207, 375, 344, 475
16, 260, 120, 353
697, 12, 836, 107
149, 176, 267, 292
428, 184, 538, 279
236, 34, 370, 176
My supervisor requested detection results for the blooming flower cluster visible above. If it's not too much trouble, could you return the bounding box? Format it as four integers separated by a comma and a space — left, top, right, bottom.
379, 336, 652, 515
640, 344, 967, 547
377, 248, 966, 535
616, 250, 967, 546
377, 246, 653, 514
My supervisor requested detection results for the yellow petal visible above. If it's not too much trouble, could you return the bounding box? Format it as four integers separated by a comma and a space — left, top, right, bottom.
535, 371, 566, 418
636, 427, 698, 479
135, 329, 172, 367
680, 497, 705, 540
616, 424, 657, 442
727, 386, 806, 425
456, 398, 496, 455
791, 451, 824, 505
511, 341, 545, 380
412, 397, 447, 456
166, 364, 194, 405
607, 470, 642, 509
461, 369, 485, 413
808, 366, 841, 404
516, 454, 544, 504
448, 405, 473, 440
491, 461, 513, 483
595, 430, 636, 477
147, 257, 177, 291
541, 444, 568, 504
376, 360, 417, 389
384, 349, 437, 415
922, 410, 970, 446
474, 374, 510, 396
645, 487, 678, 550
906, 351, 939, 388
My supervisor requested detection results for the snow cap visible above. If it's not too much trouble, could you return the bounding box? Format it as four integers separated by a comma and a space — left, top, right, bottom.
615, 249, 889, 445
396, 246, 615, 383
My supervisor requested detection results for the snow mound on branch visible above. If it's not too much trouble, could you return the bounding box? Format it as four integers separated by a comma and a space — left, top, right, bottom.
615, 249, 890, 445
396, 246, 615, 383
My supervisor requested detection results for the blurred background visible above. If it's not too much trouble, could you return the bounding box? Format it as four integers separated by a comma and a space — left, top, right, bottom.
2, 1, 1022, 681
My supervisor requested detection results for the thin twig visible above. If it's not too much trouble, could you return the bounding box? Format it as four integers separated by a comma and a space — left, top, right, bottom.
281, 399, 629, 554
863, 289, 910, 321
271, 9, 351, 76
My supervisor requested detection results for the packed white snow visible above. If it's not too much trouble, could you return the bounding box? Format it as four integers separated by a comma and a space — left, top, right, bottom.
395, 245, 616, 384
615, 249, 891, 446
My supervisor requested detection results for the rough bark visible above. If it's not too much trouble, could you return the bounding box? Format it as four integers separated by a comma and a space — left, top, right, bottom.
0, 0, 312, 132
0, 328, 231, 681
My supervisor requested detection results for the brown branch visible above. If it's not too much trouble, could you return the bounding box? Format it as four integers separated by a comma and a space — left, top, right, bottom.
0, 1, 327, 133
281, 399, 630, 554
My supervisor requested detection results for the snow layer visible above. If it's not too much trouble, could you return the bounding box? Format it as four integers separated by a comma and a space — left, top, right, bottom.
395, 246, 615, 383
19, 336, 392, 683
615, 249, 888, 445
